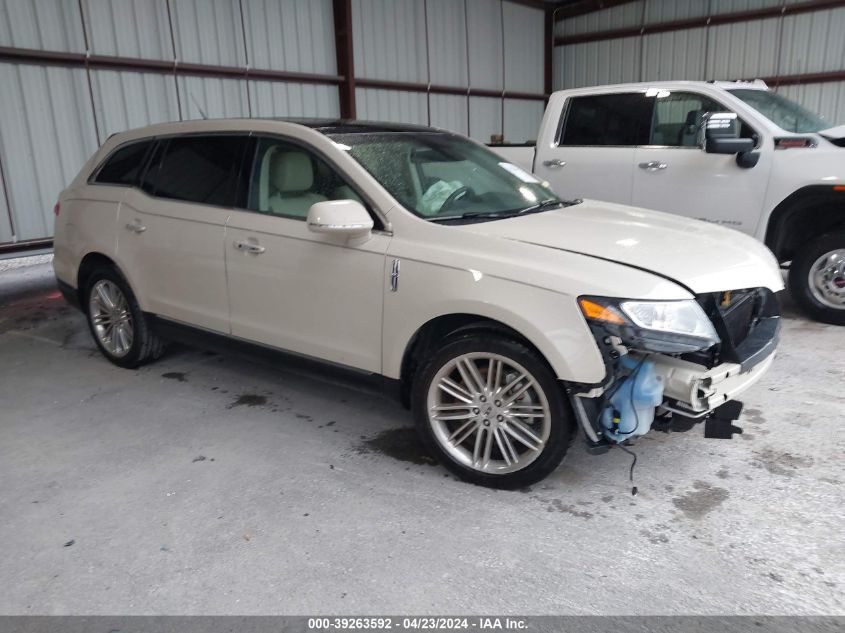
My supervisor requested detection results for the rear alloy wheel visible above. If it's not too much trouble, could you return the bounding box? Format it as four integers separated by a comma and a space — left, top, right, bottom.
412, 334, 574, 489
84, 266, 165, 368
789, 233, 845, 325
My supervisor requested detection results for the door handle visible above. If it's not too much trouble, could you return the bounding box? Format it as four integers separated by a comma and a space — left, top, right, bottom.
638, 161, 668, 172
542, 159, 566, 168
234, 239, 265, 254
125, 220, 146, 233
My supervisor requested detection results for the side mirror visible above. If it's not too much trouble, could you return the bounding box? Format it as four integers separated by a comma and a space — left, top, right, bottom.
306, 200, 374, 238
702, 112, 759, 168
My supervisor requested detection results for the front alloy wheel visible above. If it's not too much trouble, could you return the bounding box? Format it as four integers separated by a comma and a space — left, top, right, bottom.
413, 333, 574, 488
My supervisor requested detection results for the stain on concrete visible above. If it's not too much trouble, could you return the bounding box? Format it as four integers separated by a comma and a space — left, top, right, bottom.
162, 372, 187, 382
546, 499, 593, 519
744, 408, 765, 425
601, 494, 614, 503
751, 447, 813, 477
192, 455, 206, 463
672, 481, 729, 519
356, 428, 437, 466
716, 468, 730, 479
640, 529, 669, 544
227, 394, 267, 409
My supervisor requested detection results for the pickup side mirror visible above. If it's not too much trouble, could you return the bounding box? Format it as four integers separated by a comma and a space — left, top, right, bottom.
702, 112, 759, 168
306, 199, 374, 238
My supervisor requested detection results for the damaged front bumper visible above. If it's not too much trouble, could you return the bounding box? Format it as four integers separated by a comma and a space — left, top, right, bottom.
654, 351, 776, 417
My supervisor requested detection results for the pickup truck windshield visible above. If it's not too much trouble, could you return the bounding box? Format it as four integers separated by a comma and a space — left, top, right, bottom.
330, 132, 566, 221
727, 88, 830, 133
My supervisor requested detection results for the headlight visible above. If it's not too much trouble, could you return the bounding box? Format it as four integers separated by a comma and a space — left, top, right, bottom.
579, 296, 720, 353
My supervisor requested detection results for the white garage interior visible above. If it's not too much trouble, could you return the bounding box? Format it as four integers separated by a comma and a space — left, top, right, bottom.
1, 0, 844, 252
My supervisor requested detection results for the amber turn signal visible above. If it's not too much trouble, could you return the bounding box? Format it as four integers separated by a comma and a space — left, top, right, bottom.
578, 298, 626, 324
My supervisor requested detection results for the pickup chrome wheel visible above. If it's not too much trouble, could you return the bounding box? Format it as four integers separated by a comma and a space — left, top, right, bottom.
789, 233, 845, 326
89, 280, 134, 358
808, 249, 845, 310
412, 332, 574, 488
83, 266, 166, 368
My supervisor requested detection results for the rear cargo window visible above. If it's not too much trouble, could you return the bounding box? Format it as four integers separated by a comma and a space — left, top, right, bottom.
145, 135, 248, 207
559, 93, 653, 146
93, 140, 153, 186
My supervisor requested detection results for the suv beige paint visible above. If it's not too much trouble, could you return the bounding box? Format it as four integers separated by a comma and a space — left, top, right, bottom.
54, 118, 783, 488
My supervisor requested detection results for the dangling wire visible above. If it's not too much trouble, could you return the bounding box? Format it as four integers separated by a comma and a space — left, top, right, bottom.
617, 443, 638, 496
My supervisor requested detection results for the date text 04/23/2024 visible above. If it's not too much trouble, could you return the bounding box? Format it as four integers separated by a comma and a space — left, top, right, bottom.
307, 617, 528, 630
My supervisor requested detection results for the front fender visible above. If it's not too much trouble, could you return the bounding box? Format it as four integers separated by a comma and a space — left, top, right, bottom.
381, 258, 606, 384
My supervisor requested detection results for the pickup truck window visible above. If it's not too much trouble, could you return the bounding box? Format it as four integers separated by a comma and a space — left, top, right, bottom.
559, 93, 652, 146
727, 88, 829, 133
331, 132, 563, 221
650, 92, 727, 147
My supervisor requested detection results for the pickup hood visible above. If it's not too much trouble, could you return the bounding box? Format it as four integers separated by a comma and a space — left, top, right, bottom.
820, 124, 845, 140
456, 200, 784, 295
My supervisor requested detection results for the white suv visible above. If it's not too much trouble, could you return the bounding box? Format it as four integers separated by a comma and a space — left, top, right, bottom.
496, 80, 845, 325
54, 119, 783, 488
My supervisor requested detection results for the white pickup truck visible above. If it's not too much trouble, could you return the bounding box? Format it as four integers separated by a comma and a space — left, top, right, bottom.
493, 80, 845, 325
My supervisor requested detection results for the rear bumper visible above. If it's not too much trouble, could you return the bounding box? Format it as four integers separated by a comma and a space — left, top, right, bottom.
653, 351, 776, 415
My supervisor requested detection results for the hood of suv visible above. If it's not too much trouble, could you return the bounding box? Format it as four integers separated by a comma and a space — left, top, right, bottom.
455, 200, 784, 294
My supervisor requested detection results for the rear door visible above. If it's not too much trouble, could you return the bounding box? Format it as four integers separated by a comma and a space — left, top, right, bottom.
117, 134, 248, 333
533, 92, 653, 204
631, 90, 771, 235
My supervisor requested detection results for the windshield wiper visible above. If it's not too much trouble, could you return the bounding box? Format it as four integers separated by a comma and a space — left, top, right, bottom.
430, 199, 580, 224
516, 199, 574, 215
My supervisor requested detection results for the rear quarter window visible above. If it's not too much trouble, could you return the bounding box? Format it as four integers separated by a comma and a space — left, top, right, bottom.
92, 140, 154, 186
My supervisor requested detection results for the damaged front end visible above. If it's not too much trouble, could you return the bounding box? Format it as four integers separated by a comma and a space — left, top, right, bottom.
571, 288, 781, 446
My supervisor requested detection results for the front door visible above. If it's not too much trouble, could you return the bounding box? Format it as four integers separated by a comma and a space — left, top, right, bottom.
225, 137, 389, 373
534, 92, 654, 204
631, 90, 772, 236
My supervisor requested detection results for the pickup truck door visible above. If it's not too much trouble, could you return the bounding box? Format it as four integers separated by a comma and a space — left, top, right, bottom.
631, 90, 771, 236
224, 137, 390, 373
533, 92, 653, 205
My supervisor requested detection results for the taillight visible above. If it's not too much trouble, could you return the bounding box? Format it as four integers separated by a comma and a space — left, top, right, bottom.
53, 201, 61, 216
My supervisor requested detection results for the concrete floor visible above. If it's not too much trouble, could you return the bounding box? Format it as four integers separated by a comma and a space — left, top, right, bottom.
0, 258, 843, 616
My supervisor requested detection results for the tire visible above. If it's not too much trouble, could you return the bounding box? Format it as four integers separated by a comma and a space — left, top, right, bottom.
411, 332, 575, 489
84, 266, 165, 368
788, 232, 845, 326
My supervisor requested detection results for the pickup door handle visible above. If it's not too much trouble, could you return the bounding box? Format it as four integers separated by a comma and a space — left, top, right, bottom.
542, 159, 566, 168
234, 240, 265, 255
639, 161, 668, 172
125, 220, 146, 233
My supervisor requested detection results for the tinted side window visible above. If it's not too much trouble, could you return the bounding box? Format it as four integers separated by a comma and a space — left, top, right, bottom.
149, 136, 247, 207
94, 140, 153, 186
559, 94, 653, 146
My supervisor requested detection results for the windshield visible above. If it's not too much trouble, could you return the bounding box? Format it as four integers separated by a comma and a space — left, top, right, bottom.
727, 88, 830, 133
329, 132, 566, 221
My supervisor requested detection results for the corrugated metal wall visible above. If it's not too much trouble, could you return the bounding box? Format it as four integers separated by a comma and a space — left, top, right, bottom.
353, 0, 546, 144
0, 0, 547, 246
554, 0, 845, 125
